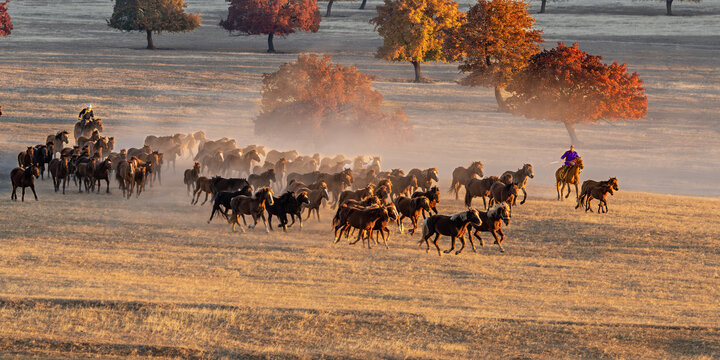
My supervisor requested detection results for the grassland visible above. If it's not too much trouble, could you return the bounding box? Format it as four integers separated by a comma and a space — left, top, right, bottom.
0, 178, 718, 358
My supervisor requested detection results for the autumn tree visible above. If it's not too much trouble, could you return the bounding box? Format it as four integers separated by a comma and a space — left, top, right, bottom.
255, 54, 411, 148
506, 43, 647, 144
108, 0, 201, 50
446, 0, 543, 111
0, 0, 12, 37
371, 0, 464, 82
220, 0, 321, 53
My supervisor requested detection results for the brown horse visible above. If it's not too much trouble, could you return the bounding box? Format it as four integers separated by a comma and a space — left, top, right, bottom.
555, 158, 584, 201
389, 174, 417, 199
248, 168, 276, 189
407, 167, 439, 192
394, 196, 431, 235
184, 162, 201, 194
224, 149, 261, 177
303, 187, 330, 222
49, 156, 70, 194
333, 205, 388, 249
74, 118, 103, 142
18, 147, 34, 168
274, 158, 287, 188
501, 164, 534, 205
450, 161, 484, 200
192, 176, 213, 205
577, 179, 618, 213
229, 187, 274, 233
91, 158, 113, 193
412, 186, 440, 218
488, 182, 519, 215
319, 170, 353, 207
466, 202, 512, 252
420, 209, 482, 256
464, 176, 500, 209
337, 184, 374, 208
116, 159, 136, 199
10, 166, 40, 201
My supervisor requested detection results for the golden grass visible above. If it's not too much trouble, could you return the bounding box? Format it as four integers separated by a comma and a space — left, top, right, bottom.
0, 178, 718, 358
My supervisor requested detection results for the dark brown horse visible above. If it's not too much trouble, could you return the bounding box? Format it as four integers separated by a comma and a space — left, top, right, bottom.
49, 156, 70, 194
450, 161, 484, 200
464, 176, 500, 209
229, 187, 274, 233
337, 184, 374, 208
74, 118, 103, 142
488, 182, 518, 215
192, 176, 213, 205
577, 179, 618, 213
184, 162, 201, 194
466, 202, 511, 252
501, 164, 534, 205
412, 186, 440, 218
394, 196, 431, 235
91, 158, 113, 193
555, 157, 584, 201
407, 167, 439, 192
420, 209, 482, 256
10, 165, 40, 201
333, 205, 388, 249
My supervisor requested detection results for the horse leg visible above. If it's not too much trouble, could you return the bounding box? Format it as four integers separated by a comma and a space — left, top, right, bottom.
433, 234, 442, 256
201, 192, 209, 205
106, 178, 110, 193
21, 187, 26, 202
556, 181, 562, 200
30, 185, 38, 201
456, 235, 466, 255
267, 213, 274, 231
410, 215, 419, 235
443, 235, 456, 254
261, 214, 269, 233
62, 178, 67, 195
382, 228, 389, 249
520, 188, 527, 205
466, 231, 477, 252
574, 183, 579, 202
494, 230, 506, 252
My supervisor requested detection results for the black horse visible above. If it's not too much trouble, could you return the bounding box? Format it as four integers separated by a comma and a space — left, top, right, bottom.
210, 176, 250, 200
32, 144, 52, 180
267, 191, 310, 232
412, 186, 440, 218
208, 185, 253, 223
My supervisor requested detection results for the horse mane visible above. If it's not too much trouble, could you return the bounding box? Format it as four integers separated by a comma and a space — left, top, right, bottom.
449, 210, 468, 222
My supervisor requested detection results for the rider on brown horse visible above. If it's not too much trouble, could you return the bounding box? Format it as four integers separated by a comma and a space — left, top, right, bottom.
560, 145, 580, 178
78, 105, 94, 126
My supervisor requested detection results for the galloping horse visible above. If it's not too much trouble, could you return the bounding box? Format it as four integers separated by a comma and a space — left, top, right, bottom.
555, 157, 584, 201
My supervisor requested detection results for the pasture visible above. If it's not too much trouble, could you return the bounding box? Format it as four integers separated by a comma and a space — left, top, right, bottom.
1, 0, 719, 358
0, 177, 718, 358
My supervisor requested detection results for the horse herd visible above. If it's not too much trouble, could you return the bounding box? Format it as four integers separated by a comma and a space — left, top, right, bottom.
9, 120, 620, 256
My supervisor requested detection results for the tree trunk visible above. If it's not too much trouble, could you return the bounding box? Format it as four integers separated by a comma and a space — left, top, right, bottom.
267, 33, 275, 53
326, 0, 334, 16
359, 0, 367, 10
564, 122, 580, 145
494, 86, 510, 113
540, 0, 546, 13
146, 30, 156, 50
666, 0, 673, 15
411, 61, 425, 83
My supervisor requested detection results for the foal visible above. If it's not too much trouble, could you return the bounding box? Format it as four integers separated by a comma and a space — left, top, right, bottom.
10, 165, 41, 201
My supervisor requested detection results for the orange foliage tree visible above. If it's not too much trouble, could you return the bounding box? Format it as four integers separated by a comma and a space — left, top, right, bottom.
506, 43, 648, 144
220, 0, 321, 53
371, 0, 464, 82
108, 0, 201, 50
0, 0, 12, 36
255, 54, 411, 148
446, 0, 543, 111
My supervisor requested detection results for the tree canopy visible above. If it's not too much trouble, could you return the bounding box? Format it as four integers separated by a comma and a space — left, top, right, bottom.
371, 0, 464, 82
108, 0, 201, 49
220, 0, 321, 53
506, 42, 648, 143
256, 54, 411, 149
446, 0, 543, 110
0, 0, 12, 37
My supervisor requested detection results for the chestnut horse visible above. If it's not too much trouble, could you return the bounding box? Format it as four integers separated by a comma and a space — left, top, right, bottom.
555, 157, 584, 201
10, 165, 41, 201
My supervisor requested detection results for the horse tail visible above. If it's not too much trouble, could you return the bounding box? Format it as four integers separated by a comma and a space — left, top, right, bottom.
448, 177, 458, 194
419, 218, 430, 244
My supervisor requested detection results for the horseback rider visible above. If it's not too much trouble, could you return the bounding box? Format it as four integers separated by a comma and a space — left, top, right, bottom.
560, 145, 580, 178
78, 104, 94, 126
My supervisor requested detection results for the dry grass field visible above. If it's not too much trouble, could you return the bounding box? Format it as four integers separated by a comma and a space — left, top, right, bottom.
0, 178, 718, 358
1, 0, 719, 358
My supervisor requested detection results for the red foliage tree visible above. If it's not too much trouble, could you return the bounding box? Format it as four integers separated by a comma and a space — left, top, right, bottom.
256, 54, 411, 149
506, 43, 647, 143
220, 0, 321, 53
0, 0, 12, 37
